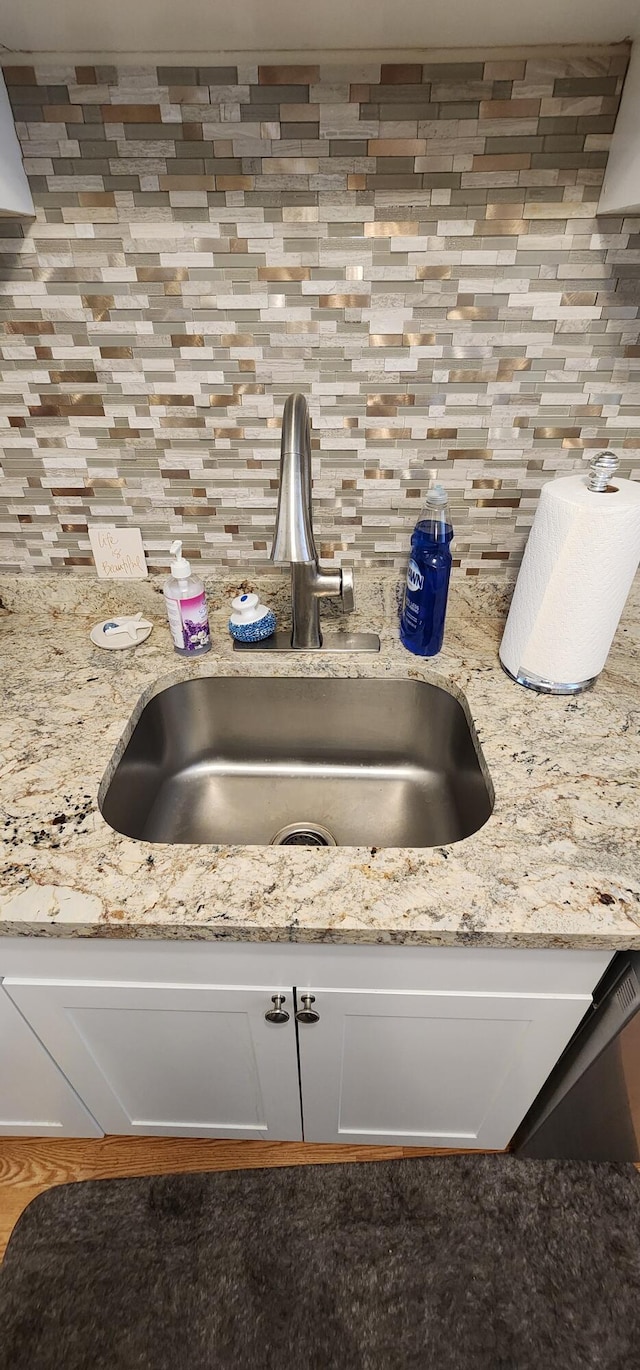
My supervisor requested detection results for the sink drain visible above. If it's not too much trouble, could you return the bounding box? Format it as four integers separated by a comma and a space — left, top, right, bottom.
271, 822, 337, 847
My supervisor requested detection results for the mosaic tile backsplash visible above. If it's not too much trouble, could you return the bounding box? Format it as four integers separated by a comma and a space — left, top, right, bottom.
0, 50, 639, 575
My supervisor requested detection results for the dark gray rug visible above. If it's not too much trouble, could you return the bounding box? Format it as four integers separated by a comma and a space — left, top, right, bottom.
1, 1156, 640, 1370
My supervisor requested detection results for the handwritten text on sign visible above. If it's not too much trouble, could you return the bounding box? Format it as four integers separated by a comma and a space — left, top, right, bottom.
88, 526, 148, 580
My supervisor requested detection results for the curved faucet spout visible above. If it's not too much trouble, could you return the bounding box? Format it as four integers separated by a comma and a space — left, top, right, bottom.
271, 392, 317, 565
268, 390, 358, 649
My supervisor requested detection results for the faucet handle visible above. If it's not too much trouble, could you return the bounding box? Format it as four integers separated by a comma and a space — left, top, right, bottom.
340, 568, 355, 614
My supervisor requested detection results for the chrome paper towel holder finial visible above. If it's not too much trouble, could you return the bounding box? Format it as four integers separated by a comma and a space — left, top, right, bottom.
588, 450, 619, 493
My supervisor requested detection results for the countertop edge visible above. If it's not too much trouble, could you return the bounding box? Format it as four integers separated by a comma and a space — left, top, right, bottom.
1, 920, 639, 951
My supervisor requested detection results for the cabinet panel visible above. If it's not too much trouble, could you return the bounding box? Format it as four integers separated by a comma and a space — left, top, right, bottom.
0, 984, 101, 1137
297, 988, 592, 1149
0, 939, 611, 999
5, 981, 302, 1140
0, 941, 609, 1146
0, 73, 35, 217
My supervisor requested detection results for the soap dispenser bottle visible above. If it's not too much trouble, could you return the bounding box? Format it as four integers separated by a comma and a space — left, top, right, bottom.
399, 476, 453, 657
163, 540, 211, 656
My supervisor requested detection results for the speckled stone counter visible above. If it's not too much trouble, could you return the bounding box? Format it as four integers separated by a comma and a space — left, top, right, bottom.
0, 571, 638, 948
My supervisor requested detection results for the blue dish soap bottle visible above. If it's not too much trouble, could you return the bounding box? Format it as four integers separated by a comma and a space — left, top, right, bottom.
400, 477, 453, 656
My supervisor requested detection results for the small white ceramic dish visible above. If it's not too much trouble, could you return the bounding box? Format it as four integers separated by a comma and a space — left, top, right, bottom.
90, 614, 153, 650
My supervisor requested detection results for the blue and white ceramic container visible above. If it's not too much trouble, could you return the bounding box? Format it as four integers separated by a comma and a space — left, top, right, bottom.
228, 593, 277, 643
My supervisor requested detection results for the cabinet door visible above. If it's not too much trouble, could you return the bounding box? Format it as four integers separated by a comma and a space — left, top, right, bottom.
297, 987, 591, 1149
0, 984, 101, 1137
5, 981, 301, 1140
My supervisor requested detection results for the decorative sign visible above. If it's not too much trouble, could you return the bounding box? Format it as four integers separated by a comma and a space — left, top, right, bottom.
88, 525, 148, 579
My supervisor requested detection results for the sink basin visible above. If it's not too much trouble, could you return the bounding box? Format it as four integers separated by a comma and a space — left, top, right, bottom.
100, 677, 493, 848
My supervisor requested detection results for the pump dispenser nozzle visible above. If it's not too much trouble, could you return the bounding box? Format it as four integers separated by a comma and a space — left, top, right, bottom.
169, 540, 191, 579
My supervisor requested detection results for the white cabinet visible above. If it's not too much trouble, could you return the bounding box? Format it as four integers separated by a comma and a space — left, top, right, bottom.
0, 940, 612, 1145
598, 42, 640, 214
0, 72, 35, 217
0, 983, 100, 1136
5, 978, 302, 1140
296, 986, 592, 1149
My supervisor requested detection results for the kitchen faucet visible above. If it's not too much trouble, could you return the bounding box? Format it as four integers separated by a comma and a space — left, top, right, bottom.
234, 391, 379, 652
272, 392, 354, 648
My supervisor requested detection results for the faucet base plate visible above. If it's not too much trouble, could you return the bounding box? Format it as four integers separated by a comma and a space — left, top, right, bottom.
233, 630, 380, 654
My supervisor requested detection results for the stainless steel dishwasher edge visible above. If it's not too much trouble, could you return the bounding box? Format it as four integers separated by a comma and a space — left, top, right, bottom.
514, 952, 640, 1161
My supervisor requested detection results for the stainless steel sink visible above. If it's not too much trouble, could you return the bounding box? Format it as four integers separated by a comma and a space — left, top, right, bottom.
100, 677, 493, 848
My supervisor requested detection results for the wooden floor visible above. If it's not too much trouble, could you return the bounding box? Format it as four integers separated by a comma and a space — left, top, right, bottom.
0, 1136, 484, 1259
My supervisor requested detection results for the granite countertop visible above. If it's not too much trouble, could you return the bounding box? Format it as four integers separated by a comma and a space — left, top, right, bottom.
0, 570, 639, 949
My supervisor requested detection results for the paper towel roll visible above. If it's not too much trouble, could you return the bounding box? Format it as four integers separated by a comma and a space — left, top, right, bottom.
499, 470, 640, 691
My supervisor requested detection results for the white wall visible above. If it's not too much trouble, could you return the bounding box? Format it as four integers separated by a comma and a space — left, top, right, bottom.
0, 0, 638, 56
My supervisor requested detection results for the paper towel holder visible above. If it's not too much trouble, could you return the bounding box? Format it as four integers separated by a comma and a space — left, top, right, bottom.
500, 449, 628, 697
500, 662, 597, 695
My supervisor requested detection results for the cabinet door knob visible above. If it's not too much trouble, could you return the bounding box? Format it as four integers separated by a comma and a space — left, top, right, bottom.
295, 993, 320, 1025
264, 994, 290, 1024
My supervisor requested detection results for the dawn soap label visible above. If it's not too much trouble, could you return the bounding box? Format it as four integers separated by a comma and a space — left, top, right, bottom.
88, 526, 148, 579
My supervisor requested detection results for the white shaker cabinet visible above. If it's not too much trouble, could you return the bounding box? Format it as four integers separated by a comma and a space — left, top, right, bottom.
0, 941, 611, 1145
0, 982, 101, 1136
4, 979, 302, 1140
295, 985, 593, 1149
